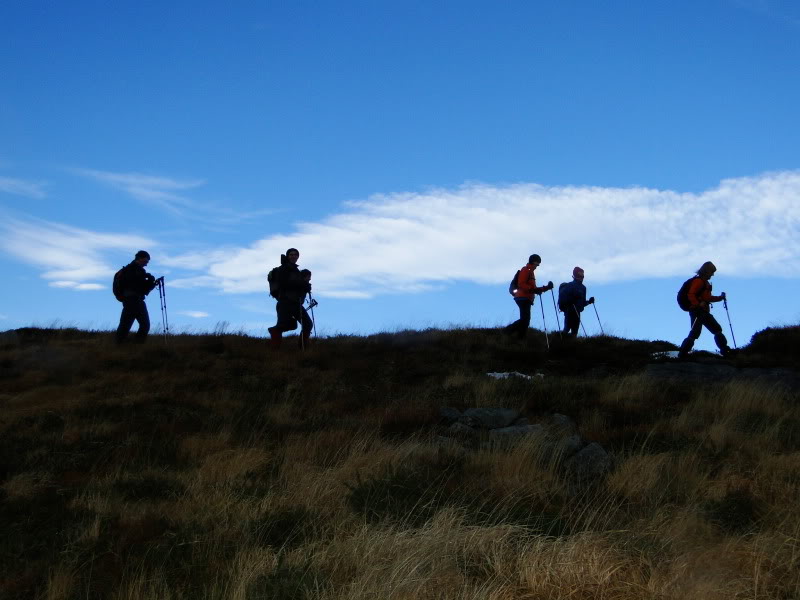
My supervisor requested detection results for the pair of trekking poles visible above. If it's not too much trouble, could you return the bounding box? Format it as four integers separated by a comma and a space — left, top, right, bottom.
538, 288, 604, 350
298, 293, 319, 350
155, 277, 170, 344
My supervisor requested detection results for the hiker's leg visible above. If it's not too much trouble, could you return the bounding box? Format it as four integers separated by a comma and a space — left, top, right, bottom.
505, 298, 525, 335
679, 310, 704, 357
296, 306, 313, 348
563, 310, 579, 336
700, 312, 731, 355
133, 300, 150, 342
116, 300, 137, 343
300, 307, 312, 336
275, 301, 299, 333
512, 298, 532, 339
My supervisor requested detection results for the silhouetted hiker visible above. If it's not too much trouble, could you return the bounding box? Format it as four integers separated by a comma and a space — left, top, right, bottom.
114, 250, 157, 344
677, 261, 734, 358
504, 254, 553, 339
558, 266, 594, 337
267, 248, 313, 349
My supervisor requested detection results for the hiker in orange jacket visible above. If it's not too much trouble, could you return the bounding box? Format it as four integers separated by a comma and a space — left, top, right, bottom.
678, 261, 733, 358
504, 254, 553, 339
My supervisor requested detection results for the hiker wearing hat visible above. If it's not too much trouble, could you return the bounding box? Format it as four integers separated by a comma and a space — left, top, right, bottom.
558, 267, 594, 337
677, 261, 733, 358
115, 250, 157, 344
267, 248, 313, 349
504, 254, 553, 339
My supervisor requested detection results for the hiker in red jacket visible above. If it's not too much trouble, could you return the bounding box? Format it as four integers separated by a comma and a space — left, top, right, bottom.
678, 261, 733, 358
504, 254, 553, 339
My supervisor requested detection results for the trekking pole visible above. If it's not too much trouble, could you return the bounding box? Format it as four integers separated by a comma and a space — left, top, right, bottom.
539, 296, 550, 350
155, 277, 169, 343
297, 303, 306, 351
722, 295, 738, 349
592, 301, 605, 336
573, 305, 588, 337
549, 288, 562, 339
308, 294, 318, 338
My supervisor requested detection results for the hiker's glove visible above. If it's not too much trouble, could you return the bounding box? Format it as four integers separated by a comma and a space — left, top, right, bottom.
547, 281, 554, 290
589, 297, 595, 304
720, 292, 726, 300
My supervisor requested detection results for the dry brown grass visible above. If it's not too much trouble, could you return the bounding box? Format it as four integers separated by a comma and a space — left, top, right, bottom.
0, 326, 798, 599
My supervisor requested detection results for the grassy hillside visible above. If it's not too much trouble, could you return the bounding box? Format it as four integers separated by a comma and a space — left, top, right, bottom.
1, 326, 798, 599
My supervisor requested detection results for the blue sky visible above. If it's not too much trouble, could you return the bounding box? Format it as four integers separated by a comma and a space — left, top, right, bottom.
2, 0, 799, 351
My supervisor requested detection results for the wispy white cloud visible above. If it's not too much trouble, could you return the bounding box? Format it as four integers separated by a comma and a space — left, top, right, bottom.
49, 281, 105, 291
165, 171, 800, 298
177, 310, 210, 318
0, 219, 156, 288
72, 168, 205, 215
0, 176, 47, 199
72, 168, 278, 225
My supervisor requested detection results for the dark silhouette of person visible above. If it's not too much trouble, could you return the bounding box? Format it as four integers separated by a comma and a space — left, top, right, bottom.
267, 248, 313, 349
678, 261, 733, 358
559, 266, 594, 337
504, 254, 553, 339
115, 250, 157, 344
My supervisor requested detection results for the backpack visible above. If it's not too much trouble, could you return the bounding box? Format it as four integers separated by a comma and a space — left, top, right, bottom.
267, 266, 281, 299
508, 270, 520, 295
112, 265, 127, 302
677, 276, 702, 311
557, 282, 569, 312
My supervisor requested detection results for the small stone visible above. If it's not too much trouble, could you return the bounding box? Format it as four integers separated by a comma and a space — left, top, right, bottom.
556, 434, 582, 459
461, 407, 519, 429
447, 422, 477, 437
438, 407, 462, 424
550, 413, 577, 435
566, 442, 612, 481
488, 424, 544, 441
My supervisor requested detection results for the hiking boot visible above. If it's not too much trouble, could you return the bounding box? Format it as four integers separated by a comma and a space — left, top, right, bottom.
678, 337, 693, 359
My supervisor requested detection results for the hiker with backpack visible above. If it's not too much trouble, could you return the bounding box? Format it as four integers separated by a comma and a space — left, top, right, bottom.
503, 254, 553, 339
676, 261, 734, 358
558, 266, 594, 337
113, 250, 157, 344
267, 248, 313, 349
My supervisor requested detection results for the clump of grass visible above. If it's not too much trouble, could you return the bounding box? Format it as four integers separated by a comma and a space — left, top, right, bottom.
704, 487, 763, 533
112, 474, 186, 501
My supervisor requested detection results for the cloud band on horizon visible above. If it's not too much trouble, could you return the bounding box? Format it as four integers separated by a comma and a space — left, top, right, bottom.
3, 171, 799, 299
166, 170, 800, 298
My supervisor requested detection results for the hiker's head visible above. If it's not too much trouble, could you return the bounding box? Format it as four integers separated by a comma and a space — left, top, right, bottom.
300, 269, 311, 282
573, 266, 585, 281
286, 248, 300, 264
697, 261, 717, 280
528, 254, 541, 269
134, 250, 150, 266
